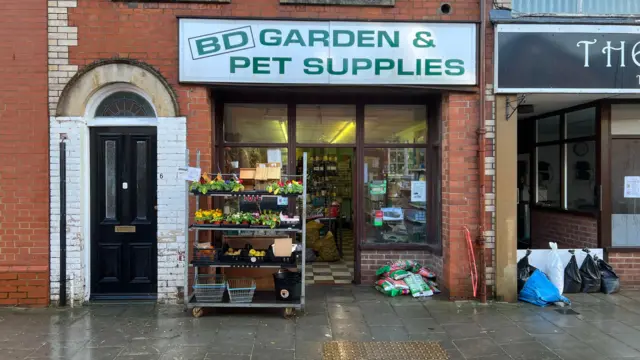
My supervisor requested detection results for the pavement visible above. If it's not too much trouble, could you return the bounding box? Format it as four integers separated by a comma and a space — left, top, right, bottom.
1, 286, 640, 359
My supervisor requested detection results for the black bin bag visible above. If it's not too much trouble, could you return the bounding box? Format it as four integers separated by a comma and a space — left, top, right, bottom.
517, 250, 537, 293
597, 256, 620, 294
564, 250, 582, 293
580, 249, 601, 293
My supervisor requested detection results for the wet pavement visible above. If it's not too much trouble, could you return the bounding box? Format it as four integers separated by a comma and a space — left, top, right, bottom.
1, 286, 640, 359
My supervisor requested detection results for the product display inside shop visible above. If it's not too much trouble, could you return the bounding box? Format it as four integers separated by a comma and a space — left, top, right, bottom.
184, 152, 309, 318
364, 148, 428, 244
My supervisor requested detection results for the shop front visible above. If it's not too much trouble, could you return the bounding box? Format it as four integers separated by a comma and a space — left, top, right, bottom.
494, 23, 640, 291
179, 18, 481, 294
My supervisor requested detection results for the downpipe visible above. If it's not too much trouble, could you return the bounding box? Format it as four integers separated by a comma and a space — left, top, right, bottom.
477, 0, 488, 304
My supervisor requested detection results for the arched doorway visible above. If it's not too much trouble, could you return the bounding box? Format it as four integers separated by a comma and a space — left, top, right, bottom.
89, 89, 158, 299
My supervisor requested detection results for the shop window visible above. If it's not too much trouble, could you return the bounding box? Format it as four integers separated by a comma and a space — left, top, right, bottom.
566, 108, 596, 139
536, 145, 561, 207
566, 141, 596, 212
222, 147, 288, 175
611, 139, 640, 247
365, 105, 427, 144
224, 104, 288, 144
363, 148, 428, 244
536, 115, 560, 143
296, 105, 356, 144
532, 107, 597, 212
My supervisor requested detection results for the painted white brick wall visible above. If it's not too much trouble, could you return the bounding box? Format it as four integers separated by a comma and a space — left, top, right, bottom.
157, 117, 187, 304
49, 116, 187, 305
49, 116, 86, 305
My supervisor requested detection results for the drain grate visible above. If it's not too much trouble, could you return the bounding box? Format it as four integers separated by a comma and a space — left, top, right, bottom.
555, 308, 580, 315
323, 341, 449, 360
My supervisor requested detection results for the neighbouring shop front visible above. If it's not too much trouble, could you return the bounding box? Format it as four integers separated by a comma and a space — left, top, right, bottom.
179, 18, 479, 294
494, 23, 640, 291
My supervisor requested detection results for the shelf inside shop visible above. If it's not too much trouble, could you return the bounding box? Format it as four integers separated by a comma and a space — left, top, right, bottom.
190, 261, 298, 268
189, 224, 302, 232
190, 190, 303, 197
188, 291, 303, 309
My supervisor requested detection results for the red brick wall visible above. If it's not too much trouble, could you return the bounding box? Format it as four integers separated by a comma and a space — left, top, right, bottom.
64, 0, 487, 299
530, 210, 598, 250
608, 252, 640, 290
441, 93, 484, 299
361, 250, 443, 285
0, 1, 50, 306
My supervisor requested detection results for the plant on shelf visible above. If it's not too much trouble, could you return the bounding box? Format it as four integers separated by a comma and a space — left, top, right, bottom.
194, 210, 208, 224
266, 180, 303, 195
227, 212, 244, 225
193, 209, 224, 224
211, 209, 224, 225
259, 211, 281, 229
189, 173, 245, 193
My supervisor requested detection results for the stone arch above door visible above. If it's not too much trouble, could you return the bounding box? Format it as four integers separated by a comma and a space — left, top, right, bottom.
56, 59, 179, 117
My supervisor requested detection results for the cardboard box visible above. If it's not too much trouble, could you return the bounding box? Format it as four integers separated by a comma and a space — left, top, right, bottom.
273, 238, 293, 256
239, 168, 256, 180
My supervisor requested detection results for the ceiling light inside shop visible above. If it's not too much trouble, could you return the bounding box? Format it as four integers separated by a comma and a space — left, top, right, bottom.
331, 122, 355, 144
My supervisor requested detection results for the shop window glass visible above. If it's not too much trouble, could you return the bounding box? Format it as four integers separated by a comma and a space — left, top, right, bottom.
224, 104, 287, 143
363, 148, 428, 244
223, 147, 288, 175
537, 115, 560, 143
364, 105, 427, 144
296, 105, 356, 144
566, 141, 596, 212
566, 108, 596, 139
536, 145, 561, 207
612, 139, 640, 247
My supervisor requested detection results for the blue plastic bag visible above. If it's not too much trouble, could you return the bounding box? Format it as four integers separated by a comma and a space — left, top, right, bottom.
518, 270, 571, 307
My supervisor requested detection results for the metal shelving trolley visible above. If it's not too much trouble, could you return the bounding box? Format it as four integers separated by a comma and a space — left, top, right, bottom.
183, 152, 308, 318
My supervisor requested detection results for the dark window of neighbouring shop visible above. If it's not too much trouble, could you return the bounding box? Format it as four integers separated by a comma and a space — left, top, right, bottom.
534, 107, 597, 213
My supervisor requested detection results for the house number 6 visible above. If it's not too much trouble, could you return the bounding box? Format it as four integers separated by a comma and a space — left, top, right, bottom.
159, 173, 163, 179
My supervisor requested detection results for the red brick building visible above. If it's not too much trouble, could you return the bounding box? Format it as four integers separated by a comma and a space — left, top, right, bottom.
1, 0, 502, 306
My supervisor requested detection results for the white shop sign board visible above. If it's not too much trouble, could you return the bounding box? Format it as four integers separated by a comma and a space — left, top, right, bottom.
517, 249, 604, 271
179, 19, 477, 85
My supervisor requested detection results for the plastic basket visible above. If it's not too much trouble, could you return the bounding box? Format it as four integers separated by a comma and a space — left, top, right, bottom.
227, 278, 256, 303
193, 274, 226, 303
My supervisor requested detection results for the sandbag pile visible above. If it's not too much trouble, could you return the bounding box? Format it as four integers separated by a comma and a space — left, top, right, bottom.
374, 260, 440, 297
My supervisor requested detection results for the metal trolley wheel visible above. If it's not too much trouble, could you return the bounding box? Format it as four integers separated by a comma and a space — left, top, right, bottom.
192, 307, 204, 318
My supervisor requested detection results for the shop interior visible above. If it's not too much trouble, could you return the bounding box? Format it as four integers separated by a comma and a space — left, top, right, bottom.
212, 91, 436, 285
516, 94, 602, 251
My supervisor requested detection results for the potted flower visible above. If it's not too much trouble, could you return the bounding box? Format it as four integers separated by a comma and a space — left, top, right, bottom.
260, 212, 281, 229
194, 210, 207, 224
211, 209, 223, 225
228, 213, 243, 226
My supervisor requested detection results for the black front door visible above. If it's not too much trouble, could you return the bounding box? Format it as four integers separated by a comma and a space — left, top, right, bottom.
90, 127, 157, 298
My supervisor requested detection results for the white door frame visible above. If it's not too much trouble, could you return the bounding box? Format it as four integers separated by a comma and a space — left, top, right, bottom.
82, 84, 158, 300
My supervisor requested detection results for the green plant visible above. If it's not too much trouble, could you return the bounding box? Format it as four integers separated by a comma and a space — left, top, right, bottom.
259, 211, 281, 229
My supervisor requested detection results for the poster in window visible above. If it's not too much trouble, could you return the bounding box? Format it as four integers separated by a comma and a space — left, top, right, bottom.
624, 176, 640, 198
369, 180, 387, 195
411, 180, 426, 202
